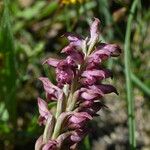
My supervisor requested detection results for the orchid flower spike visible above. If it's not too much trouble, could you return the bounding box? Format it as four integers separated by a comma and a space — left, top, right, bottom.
35, 18, 121, 150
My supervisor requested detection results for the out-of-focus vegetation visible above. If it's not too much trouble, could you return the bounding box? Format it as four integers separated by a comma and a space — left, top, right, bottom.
0, 0, 150, 149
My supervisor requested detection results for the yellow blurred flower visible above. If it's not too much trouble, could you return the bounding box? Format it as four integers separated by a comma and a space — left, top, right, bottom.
60, 0, 84, 5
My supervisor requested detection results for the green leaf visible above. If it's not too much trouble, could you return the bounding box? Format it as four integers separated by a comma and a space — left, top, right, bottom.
0, 0, 17, 126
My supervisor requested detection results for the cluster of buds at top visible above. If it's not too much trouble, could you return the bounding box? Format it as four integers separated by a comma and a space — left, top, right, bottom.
35, 18, 121, 150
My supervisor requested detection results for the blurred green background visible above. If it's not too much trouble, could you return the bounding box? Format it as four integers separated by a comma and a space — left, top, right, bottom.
0, 0, 150, 149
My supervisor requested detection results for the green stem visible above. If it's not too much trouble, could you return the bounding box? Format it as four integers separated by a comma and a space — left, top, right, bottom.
84, 135, 91, 150
65, 6, 71, 32
52, 112, 72, 140
43, 116, 55, 143
124, 0, 138, 149
57, 131, 73, 149
55, 99, 64, 118
67, 92, 78, 111
131, 73, 150, 96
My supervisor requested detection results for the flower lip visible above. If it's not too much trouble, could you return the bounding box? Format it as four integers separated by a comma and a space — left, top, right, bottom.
56, 68, 74, 84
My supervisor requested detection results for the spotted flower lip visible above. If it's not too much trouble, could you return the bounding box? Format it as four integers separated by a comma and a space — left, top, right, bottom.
56, 66, 74, 85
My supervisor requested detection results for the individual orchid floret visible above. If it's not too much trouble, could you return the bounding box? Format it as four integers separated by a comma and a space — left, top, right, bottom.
63, 33, 85, 50
35, 18, 121, 150
96, 43, 121, 57
37, 97, 51, 125
42, 140, 58, 150
74, 100, 105, 117
79, 84, 118, 100
80, 69, 113, 85
43, 58, 60, 67
88, 18, 100, 52
70, 128, 88, 143
39, 77, 63, 101
35, 137, 58, 150
55, 60, 75, 85
87, 43, 121, 68
68, 112, 92, 129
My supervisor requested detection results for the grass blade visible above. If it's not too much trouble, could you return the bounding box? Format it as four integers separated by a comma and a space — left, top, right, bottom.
124, 0, 138, 149
0, 0, 17, 126
131, 73, 150, 96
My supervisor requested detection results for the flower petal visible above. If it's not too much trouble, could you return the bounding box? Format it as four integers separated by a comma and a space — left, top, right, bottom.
37, 97, 49, 117
42, 140, 57, 150
61, 44, 75, 53
63, 32, 84, 48
35, 135, 43, 150
81, 69, 113, 85
39, 77, 63, 100
43, 58, 60, 67
66, 51, 84, 64
87, 50, 110, 67
70, 129, 87, 143
88, 18, 100, 45
69, 112, 92, 124
83, 69, 112, 79
61, 44, 84, 64
79, 87, 103, 100
56, 67, 74, 85
96, 43, 121, 57
89, 84, 118, 95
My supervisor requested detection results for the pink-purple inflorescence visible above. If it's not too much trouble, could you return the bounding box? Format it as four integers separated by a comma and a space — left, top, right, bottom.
35, 18, 121, 150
